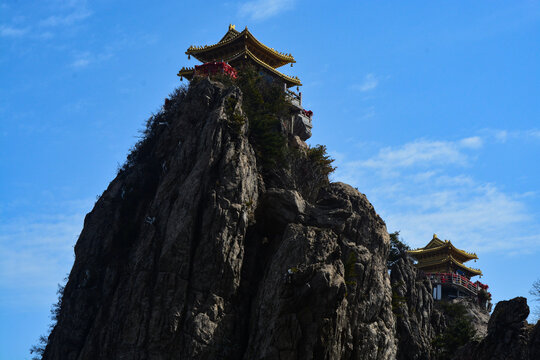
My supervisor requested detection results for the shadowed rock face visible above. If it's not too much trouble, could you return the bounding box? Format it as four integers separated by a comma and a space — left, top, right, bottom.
391, 258, 434, 360
42, 79, 396, 360
451, 297, 540, 360
390, 258, 490, 360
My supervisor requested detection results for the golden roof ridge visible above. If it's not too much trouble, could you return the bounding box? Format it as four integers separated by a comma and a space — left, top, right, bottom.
186, 27, 295, 64
227, 48, 301, 86
176, 51, 301, 86
448, 254, 482, 275
416, 254, 482, 276
408, 235, 478, 261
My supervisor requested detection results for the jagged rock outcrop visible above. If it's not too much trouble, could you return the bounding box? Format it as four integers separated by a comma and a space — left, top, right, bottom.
391, 258, 434, 360
452, 297, 540, 360
42, 79, 396, 360
390, 257, 490, 360
443, 297, 489, 338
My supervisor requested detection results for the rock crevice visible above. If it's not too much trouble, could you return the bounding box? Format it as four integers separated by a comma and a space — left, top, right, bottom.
42, 79, 397, 360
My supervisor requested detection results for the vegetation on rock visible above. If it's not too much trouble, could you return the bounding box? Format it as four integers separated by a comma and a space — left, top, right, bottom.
432, 302, 477, 360
387, 231, 410, 269
30, 283, 65, 360
231, 65, 335, 200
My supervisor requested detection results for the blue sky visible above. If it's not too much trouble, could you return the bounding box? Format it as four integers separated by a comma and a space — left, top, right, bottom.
1, 0, 539, 358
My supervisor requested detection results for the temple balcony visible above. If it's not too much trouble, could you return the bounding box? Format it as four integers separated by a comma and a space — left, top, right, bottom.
285, 87, 302, 108
426, 272, 482, 299
284, 87, 313, 141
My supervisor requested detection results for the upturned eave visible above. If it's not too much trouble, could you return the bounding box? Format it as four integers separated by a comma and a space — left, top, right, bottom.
226, 49, 301, 87
185, 27, 296, 68
416, 254, 483, 277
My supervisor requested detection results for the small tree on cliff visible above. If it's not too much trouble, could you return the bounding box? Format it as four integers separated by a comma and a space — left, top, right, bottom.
432, 302, 477, 360
387, 231, 410, 269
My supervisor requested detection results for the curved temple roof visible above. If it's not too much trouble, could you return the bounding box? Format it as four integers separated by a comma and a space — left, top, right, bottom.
408, 234, 478, 263
185, 25, 296, 68
227, 48, 301, 86
178, 48, 302, 88
415, 254, 483, 276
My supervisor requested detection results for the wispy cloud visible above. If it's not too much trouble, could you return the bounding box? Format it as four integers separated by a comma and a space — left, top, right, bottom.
333, 134, 540, 254
483, 129, 540, 143
351, 137, 480, 177
239, 0, 296, 20
70, 51, 112, 69
0, 25, 29, 37
39, 8, 92, 27
459, 136, 483, 149
0, 200, 91, 306
352, 73, 379, 92
1, 0, 91, 40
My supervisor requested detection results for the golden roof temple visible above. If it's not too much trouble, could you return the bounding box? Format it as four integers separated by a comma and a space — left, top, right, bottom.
177, 24, 302, 88
407, 234, 482, 278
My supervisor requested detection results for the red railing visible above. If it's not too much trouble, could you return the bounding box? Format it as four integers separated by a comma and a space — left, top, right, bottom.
425, 272, 482, 295
195, 62, 238, 79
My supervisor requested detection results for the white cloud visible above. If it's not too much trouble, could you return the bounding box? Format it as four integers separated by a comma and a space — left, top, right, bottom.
527, 130, 540, 139
332, 134, 539, 254
460, 136, 483, 149
70, 51, 112, 69
0, 0, 91, 40
384, 184, 532, 251
0, 25, 29, 37
71, 57, 91, 68
483, 128, 540, 143
494, 130, 508, 143
39, 8, 92, 27
352, 73, 379, 92
353, 137, 478, 175
0, 200, 91, 306
239, 0, 295, 20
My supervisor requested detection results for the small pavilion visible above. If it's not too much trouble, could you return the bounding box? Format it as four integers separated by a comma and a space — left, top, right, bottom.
177, 25, 313, 141
177, 24, 302, 88
408, 234, 484, 300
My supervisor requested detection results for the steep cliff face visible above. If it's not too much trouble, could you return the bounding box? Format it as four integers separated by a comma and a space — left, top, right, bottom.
391, 258, 434, 360
390, 257, 490, 360
452, 297, 540, 360
42, 79, 396, 360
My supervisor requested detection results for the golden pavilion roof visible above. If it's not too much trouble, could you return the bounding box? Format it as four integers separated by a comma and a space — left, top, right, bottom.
408, 234, 478, 264
407, 234, 482, 277
178, 25, 301, 88
414, 253, 483, 276
185, 25, 296, 68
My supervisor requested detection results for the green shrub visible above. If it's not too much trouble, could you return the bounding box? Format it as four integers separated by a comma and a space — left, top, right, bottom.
235, 65, 289, 169
387, 231, 410, 269
30, 282, 66, 359
432, 302, 477, 360
288, 145, 335, 201
306, 145, 336, 179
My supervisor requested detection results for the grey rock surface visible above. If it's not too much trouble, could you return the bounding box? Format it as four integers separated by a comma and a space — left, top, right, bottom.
293, 113, 312, 141
452, 297, 538, 360
449, 297, 490, 338
42, 79, 396, 360
390, 258, 434, 360
390, 257, 490, 360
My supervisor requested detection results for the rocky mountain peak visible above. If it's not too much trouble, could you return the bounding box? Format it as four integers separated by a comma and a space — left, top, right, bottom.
40, 77, 397, 359
36, 75, 539, 360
